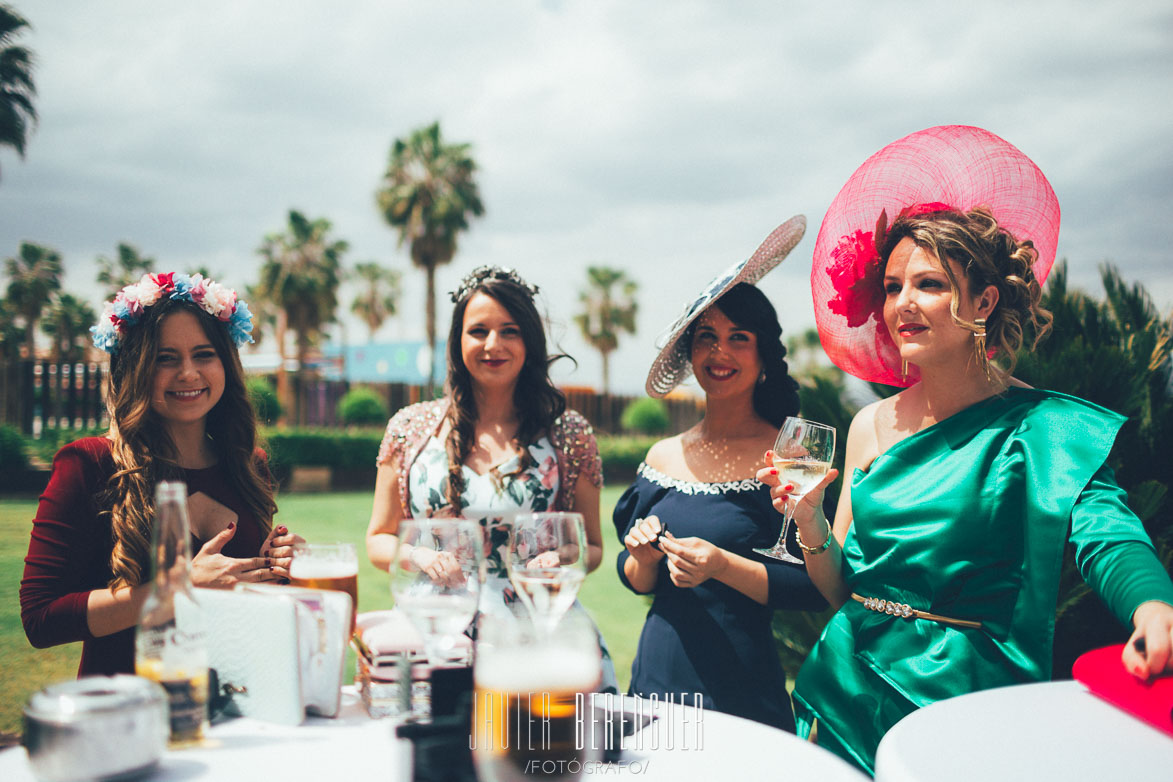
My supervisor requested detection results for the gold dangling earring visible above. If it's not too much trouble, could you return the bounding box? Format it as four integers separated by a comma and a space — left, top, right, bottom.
973, 318, 990, 381
901, 359, 909, 381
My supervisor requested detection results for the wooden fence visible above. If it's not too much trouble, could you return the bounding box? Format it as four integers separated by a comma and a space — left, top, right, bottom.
0, 360, 702, 437
0, 360, 108, 436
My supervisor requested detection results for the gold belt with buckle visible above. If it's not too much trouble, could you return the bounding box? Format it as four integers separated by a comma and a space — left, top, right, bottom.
851, 593, 983, 630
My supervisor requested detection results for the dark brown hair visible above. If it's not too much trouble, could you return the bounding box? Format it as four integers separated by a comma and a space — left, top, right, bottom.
443, 277, 567, 512
685, 282, 800, 427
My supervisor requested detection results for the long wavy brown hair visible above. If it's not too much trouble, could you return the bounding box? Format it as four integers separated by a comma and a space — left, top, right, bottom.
443, 277, 568, 512
104, 298, 275, 591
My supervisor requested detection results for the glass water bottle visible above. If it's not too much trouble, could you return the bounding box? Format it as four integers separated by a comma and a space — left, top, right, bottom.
135, 480, 209, 746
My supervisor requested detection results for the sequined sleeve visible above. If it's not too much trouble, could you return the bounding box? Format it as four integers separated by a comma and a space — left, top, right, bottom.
375, 400, 448, 514
552, 409, 603, 511
375, 406, 414, 467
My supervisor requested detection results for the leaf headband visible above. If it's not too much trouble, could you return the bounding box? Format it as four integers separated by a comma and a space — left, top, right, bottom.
91, 272, 255, 354
448, 265, 539, 304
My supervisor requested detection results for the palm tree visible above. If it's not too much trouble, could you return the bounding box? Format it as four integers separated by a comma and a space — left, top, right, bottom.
375, 121, 484, 390
256, 210, 347, 421
573, 266, 638, 395
0, 296, 24, 360
42, 293, 95, 362
96, 242, 155, 298
0, 4, 36, 179
350, 261, 401, 342
4, 241, 61, 358
242, 282, 276, 349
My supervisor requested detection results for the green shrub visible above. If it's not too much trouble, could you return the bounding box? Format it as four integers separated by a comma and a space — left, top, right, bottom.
261, 427, 384, 488
597, 435, 658, 485
247, 377, 282, 425
0, 425, 29, 475
337, 386, 389, 426
620, 397, 671, 435
24, 427, 106, 465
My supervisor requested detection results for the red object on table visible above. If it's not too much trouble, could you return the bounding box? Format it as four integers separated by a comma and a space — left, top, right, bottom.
1072, 643, 1173, 737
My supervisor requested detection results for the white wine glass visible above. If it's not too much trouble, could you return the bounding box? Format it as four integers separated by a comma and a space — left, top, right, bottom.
507, 512, 587, 639
754, 416, 836, 564
390, 518, 483, 667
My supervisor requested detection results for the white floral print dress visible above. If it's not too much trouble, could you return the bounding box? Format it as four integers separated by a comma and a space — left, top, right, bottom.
407, 434, 617, 692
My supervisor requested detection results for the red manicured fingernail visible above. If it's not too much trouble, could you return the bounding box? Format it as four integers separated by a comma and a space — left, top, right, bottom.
770, 468, 778, 475
784, 484, 794, 492
277, 526, 287, 534
227, 522, 235, 530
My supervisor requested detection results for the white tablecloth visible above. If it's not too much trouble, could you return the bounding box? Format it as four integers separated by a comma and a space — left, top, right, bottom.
874, 680, 1173, 782
2, 689, 867, 781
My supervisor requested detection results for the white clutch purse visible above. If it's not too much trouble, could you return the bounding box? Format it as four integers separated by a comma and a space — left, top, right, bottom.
185, 585, 351, 725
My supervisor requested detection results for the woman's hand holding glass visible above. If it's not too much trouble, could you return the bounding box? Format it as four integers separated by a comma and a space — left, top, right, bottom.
391, 519, 483, 666
408, 546, 466, 588
508, 512, 588, 638
758, 459, 840, 543
753, 416, 838, 563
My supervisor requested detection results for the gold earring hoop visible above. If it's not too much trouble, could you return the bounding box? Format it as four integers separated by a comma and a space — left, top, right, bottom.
973, 318, 991, 381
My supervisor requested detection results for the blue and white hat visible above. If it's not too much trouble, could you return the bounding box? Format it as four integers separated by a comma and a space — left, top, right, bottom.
644, 215, 806, 397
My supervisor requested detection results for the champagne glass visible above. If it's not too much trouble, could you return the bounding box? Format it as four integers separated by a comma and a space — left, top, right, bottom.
390, 519, 483, 668
506, 512, 587, 639
754, 416, 836, 564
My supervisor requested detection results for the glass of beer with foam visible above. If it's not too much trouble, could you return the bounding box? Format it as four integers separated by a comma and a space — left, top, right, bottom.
290, 542, 359, 637
472, 612, 604, 782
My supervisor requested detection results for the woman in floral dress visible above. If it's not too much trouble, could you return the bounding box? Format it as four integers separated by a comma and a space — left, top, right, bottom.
366, 265, 616, 690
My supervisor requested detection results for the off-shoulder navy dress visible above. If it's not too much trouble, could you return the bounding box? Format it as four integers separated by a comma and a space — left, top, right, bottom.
614, 463, 826, 731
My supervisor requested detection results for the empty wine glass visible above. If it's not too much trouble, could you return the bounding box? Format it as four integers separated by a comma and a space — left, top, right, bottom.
390, 518, 483, 667
507, 512, 587, 639
754, 416, 836, 564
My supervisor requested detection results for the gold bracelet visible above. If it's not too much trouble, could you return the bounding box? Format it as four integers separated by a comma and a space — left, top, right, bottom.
795, 518, 832, 555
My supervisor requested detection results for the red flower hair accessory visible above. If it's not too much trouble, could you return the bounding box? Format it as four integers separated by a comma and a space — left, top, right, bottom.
811, 126, 1060, 387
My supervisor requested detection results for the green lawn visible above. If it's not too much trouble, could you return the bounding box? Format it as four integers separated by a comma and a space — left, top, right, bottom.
0, 487, 647, 738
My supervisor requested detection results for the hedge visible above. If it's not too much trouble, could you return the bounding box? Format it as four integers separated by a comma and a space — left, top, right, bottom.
258, 428, 658, 489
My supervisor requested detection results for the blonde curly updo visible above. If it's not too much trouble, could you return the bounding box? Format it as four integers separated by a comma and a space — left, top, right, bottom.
879, 206, 1053, 375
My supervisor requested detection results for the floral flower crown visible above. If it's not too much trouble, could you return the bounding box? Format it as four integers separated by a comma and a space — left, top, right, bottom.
448, 265, 539, 304
91, 272, 254, 354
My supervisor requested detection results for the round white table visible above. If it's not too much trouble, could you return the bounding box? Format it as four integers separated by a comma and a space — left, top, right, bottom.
1, 689, 866, 781
874, 680, 1173, 782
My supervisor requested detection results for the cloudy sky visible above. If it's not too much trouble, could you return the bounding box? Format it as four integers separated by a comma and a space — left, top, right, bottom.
3, 1, 1171, 395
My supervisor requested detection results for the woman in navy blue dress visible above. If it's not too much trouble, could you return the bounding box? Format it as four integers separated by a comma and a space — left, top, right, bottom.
614, 219, 825, 731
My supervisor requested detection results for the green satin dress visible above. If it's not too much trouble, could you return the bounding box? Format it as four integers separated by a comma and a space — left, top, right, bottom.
793, 388, 1173, 774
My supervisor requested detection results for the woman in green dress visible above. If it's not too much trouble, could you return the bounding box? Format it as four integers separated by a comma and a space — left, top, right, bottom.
760, 126, 1173, 774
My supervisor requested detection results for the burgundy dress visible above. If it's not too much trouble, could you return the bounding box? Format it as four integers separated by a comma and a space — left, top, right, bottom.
20, 437, 269, 676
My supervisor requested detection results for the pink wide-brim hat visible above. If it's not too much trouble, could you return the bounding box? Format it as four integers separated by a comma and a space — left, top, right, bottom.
646, 216, 806, 397
811, 125, 1061, 387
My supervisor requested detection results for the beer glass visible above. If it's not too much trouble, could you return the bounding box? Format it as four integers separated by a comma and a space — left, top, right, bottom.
289, 542, 359, 636
390, 519, 483, 668
472, 612, 603, 782
506, 513, 588, 639
753, 416, 836, 563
